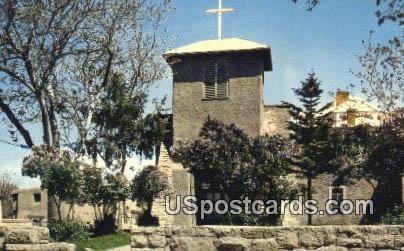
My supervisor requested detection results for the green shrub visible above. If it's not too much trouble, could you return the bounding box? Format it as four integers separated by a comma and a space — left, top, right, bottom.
379, 204, 404, 225
49, 220, 90, 242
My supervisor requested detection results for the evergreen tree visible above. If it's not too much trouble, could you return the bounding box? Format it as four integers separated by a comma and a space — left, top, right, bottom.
89, 73, 167, 173
287, 72, 333, 225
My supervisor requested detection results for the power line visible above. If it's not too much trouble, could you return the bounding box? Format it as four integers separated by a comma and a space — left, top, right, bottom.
0, 138, 29, 149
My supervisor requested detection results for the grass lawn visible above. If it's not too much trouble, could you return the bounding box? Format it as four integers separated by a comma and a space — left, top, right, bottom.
74, 231, 131, 251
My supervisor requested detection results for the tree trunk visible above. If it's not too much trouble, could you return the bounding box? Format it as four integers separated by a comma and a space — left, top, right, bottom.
47, 85, 60, 149
120, 150, 127, 174
47, 193, 58, 225
67, 202, 75, 220
146, 201, 153, 217
37, 93, 52, 147
51, 195, 62, 221
307, 177, 313, 225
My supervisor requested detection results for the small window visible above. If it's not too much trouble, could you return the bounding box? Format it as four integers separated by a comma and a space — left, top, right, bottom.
330, 187, 344, 213
347, 109, 356, 127
34, 193, 41, 203
12, 194, 18, 202
204, 61, 229, 99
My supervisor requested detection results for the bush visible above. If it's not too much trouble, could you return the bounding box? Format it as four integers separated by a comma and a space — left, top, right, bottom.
93, 214, 117, 236
49, 220, 90, 242
379, 204, 404, 225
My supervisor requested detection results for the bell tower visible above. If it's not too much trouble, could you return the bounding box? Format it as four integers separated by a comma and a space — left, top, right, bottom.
164, 38, 272, 146
163, 0, 272, 146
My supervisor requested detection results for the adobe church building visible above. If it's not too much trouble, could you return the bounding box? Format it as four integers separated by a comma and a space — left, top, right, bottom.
150, 34, 401, 226
151, 37, 292, 226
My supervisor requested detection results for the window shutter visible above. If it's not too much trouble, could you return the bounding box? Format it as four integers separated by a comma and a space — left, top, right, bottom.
216, 62, 228, 83
204, 63, 215, 84
216, 62, 228, 98
203, 61, 228, 99
204, 63, 216, 99
205, 83, 216, 99
216, 82, 228, 98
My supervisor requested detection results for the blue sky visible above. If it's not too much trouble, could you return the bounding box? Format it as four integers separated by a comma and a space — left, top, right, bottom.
0, 0, 400, 187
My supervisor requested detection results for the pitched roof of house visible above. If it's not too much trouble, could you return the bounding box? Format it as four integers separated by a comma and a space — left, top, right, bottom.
331, 96, 381, 113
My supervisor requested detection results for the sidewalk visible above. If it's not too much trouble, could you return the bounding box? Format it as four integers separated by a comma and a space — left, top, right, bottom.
106, 245, 131, 251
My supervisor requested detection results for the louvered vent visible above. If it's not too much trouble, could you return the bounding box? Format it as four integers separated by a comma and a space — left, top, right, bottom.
203, 61, 228, 99
204, 63, 216, 99
216, 82, 228, 98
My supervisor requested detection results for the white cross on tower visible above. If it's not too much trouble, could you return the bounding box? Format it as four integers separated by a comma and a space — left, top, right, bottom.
207, 0, 234, 40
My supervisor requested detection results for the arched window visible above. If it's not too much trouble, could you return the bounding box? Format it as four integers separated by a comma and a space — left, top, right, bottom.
203, 61, 229, 99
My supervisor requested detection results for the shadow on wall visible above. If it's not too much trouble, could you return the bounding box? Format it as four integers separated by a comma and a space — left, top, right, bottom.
361, 176, 402, 224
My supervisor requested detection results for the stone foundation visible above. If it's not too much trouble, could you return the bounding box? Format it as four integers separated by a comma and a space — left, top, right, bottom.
0, 225, 74, 251
1, 219, 32, 227
131, 225, 404, 251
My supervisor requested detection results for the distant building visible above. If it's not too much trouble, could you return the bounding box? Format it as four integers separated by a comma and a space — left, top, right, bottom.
3, 188, 48, 225
327, 90, 384, 127
3, 188, 138, 230
309, 91, 391, 225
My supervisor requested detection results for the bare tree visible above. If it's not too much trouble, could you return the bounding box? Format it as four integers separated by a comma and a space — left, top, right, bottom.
0, 0, 172, 150
1, 0, 171, 224
0, 174, 17, 200
290, 0, 403, 25
354, 34, 403, 112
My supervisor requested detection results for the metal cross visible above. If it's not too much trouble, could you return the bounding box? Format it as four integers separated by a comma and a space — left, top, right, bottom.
206, 0, 234, 40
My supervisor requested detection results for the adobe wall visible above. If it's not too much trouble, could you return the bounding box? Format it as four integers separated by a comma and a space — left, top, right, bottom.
151, 145, 196, 227
12, 189, 48, 222
261, 105, 291, 138
311, 174, 377, 225
131, 225, 404, 251
171, 53, 265, 147
5, 188, 138, 228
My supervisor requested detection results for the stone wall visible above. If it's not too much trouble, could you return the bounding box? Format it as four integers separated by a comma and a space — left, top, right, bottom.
0, 225, 74, 251
131, 225, 404, 251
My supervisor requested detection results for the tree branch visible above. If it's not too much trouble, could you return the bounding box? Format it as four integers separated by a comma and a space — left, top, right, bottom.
0, 96, 34, 148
